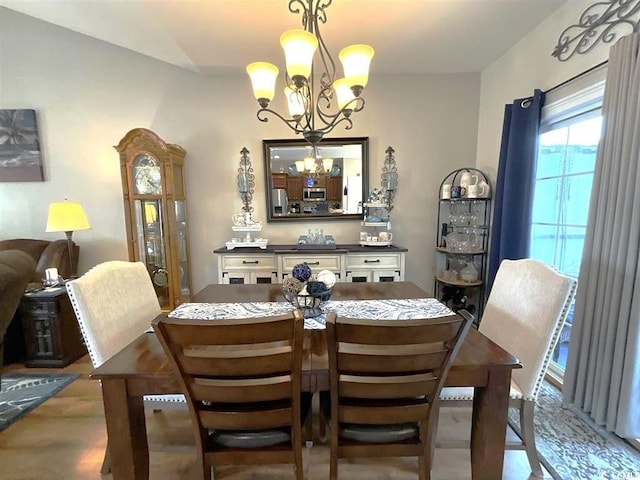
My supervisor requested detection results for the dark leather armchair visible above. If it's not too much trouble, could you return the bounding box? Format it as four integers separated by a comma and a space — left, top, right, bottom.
0, 250, 36, 388
0, 238, 79, 364
0, 238, 78, 285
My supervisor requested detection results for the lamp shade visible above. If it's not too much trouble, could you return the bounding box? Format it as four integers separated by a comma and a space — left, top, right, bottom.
303, 157, 315, 172
333, 77, 355, 110
284, 86, 305, 118
247, 62, 279, 102
295, 160, 305, 172
46, 200, 91, 233
339, 44, 374, 91
322, 158, 334, 172
280, 29, 318, 80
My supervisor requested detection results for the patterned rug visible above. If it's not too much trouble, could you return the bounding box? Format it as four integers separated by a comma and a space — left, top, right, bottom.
510, 382, 640, 480
0, 373, 79, 432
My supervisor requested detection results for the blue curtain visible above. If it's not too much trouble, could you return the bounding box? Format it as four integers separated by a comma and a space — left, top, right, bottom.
487, 90, 545, 292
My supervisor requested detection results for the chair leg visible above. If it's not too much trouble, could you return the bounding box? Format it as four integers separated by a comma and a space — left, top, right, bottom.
100, 442, 111, 475
329, 429, 338, 480
201, 459, 212, 480
520, 399, 543, 477
419, 418, 432, 480
319, 404, 327, 442
294, 438, 304, 480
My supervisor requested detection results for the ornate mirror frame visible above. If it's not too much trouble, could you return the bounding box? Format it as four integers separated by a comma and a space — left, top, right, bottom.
263, 137, 369, 223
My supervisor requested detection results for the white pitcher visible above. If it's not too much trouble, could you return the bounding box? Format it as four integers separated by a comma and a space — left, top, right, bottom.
460, 171, 479, 189
477, 180, 490, 198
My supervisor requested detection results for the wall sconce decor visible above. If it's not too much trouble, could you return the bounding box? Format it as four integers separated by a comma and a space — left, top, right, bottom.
552, 0, 640, 61
246, 0, 374, 146
381, 146, 398, 211
228, 147, 267, 249
237, 147, 255, 214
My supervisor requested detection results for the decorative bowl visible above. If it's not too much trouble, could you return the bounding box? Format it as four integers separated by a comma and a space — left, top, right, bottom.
284, 289, 332, 319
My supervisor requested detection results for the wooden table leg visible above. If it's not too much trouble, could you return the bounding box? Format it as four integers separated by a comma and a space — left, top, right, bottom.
101, 378, 149, 480
470, 368, 511, 480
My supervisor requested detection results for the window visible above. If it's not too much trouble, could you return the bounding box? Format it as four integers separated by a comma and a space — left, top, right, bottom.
529, 65, 606, 379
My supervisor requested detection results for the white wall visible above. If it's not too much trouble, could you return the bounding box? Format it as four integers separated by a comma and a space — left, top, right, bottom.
476, 0, 612, 179
0, 8, 480, 293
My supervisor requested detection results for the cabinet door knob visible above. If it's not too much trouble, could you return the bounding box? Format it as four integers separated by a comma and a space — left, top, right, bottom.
242, 260, 259, 264
364, 259, 381, 263
307, 261, 320, 265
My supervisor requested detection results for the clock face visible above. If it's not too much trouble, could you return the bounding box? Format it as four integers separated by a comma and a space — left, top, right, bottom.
133, 154, 162, 195
152, 267, 169, 287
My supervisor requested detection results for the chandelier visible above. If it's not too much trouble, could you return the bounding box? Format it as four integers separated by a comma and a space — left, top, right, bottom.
246, 0, 374, 146
295, 154, 333, 178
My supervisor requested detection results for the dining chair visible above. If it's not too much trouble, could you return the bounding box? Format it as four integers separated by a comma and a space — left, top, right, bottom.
324, 309, 473, 480
66, 260, 185, 474
153, 310, 307, 480
439, 258, 577, 477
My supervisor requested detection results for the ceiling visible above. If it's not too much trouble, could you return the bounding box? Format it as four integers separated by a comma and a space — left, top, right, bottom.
0, 0, 567, 75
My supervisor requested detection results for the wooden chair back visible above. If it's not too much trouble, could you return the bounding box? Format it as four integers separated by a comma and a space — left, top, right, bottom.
153, 310, 305, 479
326, 310, 472, 479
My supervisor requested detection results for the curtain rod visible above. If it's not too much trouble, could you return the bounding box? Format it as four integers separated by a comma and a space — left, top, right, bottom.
544, 59, 608, 95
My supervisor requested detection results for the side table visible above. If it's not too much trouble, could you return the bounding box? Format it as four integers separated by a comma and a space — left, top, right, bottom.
20, 286, 87, 367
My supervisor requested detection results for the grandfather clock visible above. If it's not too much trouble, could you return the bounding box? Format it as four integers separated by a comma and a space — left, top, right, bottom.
115, 128, 192, 310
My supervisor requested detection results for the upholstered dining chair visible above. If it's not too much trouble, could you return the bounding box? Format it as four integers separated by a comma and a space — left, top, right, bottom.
153, 310, 307, 480
66, 260, 185, 474
324, 310, 473, 480
439, 258, 577, 477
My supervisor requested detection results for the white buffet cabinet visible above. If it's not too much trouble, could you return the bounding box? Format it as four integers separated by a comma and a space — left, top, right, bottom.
214, 244, 407, 285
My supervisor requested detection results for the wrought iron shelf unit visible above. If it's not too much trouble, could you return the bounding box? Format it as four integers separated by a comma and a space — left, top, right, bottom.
434, 168, 492, 325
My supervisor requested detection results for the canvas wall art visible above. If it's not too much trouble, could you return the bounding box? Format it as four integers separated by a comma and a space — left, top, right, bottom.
0, 109, 44, 182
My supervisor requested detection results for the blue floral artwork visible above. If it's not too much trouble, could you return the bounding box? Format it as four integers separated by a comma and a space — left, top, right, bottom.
0, 109, 44, 182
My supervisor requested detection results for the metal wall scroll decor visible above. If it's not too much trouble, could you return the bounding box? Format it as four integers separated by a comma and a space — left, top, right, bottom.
381, 146, 398, 211
237, 147, 255, 214
552, 0, 640, 61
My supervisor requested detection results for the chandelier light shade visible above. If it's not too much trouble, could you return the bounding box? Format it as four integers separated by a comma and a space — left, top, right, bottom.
246, 0, 374, 145
338, 44, 374, 93
280, 29, 318, 80
246, 62, 279, 105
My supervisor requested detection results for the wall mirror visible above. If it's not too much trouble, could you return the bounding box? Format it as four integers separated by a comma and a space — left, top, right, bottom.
263, 137, 369, 222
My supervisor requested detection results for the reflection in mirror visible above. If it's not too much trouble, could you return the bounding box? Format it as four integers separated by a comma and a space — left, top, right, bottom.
263, 137, 369, 222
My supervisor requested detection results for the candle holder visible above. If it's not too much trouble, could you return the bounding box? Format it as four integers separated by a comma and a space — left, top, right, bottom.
381, 146, 398, 211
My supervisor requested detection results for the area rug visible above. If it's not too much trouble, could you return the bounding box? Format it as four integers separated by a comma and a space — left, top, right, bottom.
510, 382, 640, 480
0, 373, 79, 432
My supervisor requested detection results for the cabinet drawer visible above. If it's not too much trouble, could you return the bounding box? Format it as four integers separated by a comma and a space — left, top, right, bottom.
23, 300, 56, 315
281, 255, 342, 272
347, 253, 402, 269
220, 255, 276, 270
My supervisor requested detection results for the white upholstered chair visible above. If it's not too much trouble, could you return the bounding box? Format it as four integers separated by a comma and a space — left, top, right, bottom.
66, 260, 185, 474
439, 259, 577, 477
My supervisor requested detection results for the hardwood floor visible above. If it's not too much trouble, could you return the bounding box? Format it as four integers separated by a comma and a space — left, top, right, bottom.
0, 356, 549, 479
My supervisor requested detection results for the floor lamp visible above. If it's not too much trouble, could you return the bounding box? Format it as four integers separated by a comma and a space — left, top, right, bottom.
45, 200, 91, 279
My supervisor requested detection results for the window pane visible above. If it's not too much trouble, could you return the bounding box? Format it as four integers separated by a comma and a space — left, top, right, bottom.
564, 173, 594, 226
531, 177, 560, 224
537, 128, 568, 178
530, 224, 557, 265
566, 116, 602, 174
557, 226, 587, 278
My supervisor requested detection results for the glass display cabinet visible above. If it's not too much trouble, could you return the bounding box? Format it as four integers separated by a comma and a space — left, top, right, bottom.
115, 128, 192, 310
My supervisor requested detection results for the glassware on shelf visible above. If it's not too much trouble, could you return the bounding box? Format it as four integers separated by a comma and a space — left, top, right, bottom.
308, 228, 324, 244
460, 262, 479, 282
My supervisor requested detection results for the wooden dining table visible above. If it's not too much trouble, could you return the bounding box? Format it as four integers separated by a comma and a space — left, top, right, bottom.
91, 282, 520, 480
